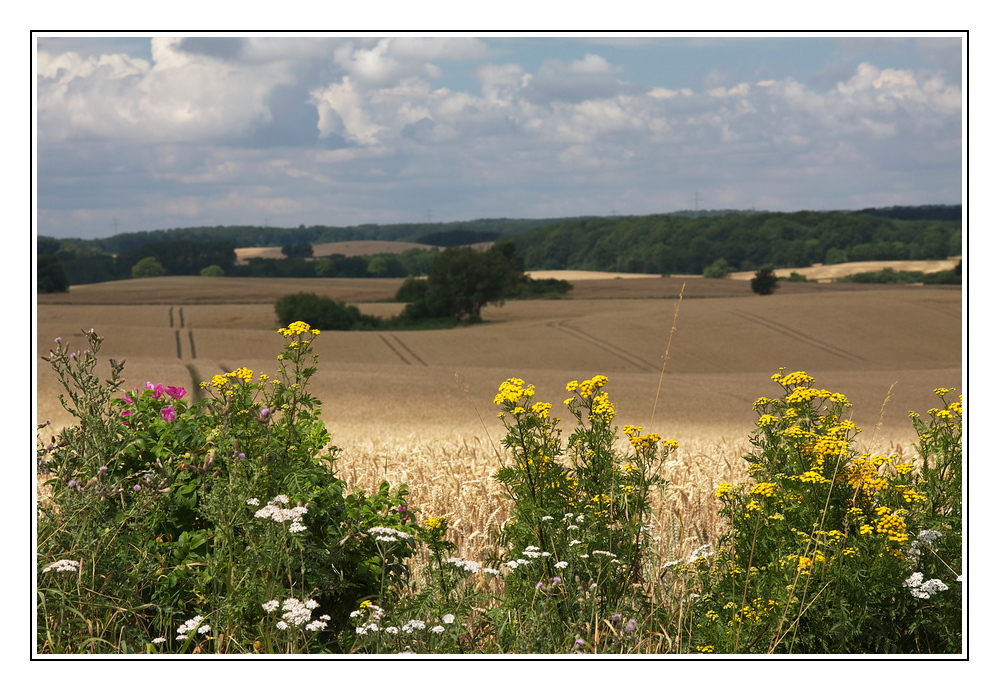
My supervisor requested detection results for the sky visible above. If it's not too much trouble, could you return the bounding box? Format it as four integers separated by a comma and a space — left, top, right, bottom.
34, 32, 965, 240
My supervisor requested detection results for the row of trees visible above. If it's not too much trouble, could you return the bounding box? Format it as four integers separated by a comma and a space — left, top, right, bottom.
509, 210, 961, 275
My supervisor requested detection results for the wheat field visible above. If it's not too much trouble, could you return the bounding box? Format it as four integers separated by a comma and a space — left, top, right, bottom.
35, 269, 962, 556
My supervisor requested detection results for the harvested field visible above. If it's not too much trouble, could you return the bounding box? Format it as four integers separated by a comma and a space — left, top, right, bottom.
37, 272, 961, 441
234, 240, 437, 263
35, 270, 962, 537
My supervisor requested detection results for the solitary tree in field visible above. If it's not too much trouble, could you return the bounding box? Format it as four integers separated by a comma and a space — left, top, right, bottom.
751, 266, 780, 296
400, 244, 523, 323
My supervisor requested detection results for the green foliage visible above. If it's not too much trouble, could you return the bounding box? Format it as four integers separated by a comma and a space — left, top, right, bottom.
38, 254, 70, 292
399, 244, 522, 323
37, 324, 418, 653
703, 258, 733, 279
131, 256, 166, 279
837, 267, 962, 285
36, 334, 963, 655
750, 266, 780, 295
281, 242, 314, 259
783, 272, 813, 283
199, 264, 225, 277
119, 240, 236, 276
685, 371, 963, 654
416, 229, 502, 246
274, 292, 379, 331
487, 376, 676, 652
510, 209, 962, 274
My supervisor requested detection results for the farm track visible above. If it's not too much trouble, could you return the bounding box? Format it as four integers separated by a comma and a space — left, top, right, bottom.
728, 309, 872, 365
547, 320, 660, 373
377, 334, 427, 366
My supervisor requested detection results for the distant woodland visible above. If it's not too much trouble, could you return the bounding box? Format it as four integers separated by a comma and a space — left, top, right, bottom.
37, 205, 961, 288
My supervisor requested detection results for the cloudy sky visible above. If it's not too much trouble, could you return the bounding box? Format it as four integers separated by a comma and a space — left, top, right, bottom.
34, 33, 965, 240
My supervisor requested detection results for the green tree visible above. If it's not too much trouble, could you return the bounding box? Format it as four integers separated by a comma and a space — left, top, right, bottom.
200, 264, 225, 277
703, 258, 733, 279
400, 245, 522, 323
750, 266, 780, 296
132, 256, 166, 279
274, 292, 378, 330
281, 242, 314, 259
38, 254, 70, 293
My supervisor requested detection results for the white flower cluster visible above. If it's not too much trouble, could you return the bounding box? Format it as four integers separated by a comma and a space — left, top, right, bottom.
42, 559, 80, 573
352, 607, 456, 637
253, 495, 307, 533
401, 619, 426, 634
663, 543, 715, 569
447, 556, 481, 572
904, 572, 950, 599
265, 597, 330, 631
907, 529, 943, 563
369, 526, 413, 543
176, 614, 211, 640
505, 544, 553, 569
351, 602, 386, 636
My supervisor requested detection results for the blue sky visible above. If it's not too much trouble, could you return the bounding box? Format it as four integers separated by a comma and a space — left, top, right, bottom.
34, 33, 965, 240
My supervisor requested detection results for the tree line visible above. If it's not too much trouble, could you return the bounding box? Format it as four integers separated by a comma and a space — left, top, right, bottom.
37, 207, 961, 292
506, 209, 961, 276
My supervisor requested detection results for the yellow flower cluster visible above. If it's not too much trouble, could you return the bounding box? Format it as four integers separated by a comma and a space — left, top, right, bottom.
811, 435, 850, 459
423, 516, 445, 530
786, 386, 834, 404
750, 482, 778, 497
795, 471, 828, 484
874, 509, 909, 544
494, 378, 535, 406
772, 370, 815, 387
591, 391, 616, 423
714, 483, 734, 499
575, 375, 609, 398
202, 366, 257, 391
757, 414, 780, 427
277, 321, 320, 337
530, 401, 553, 419
624, 424, 661, 450
897, 487, 927, 503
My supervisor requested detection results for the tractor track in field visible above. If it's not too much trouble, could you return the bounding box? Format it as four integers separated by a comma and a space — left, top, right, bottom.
379, 334, 427, 366
729, 310, 871, 364
168, 307, 197, 360
547, 320, 660, 373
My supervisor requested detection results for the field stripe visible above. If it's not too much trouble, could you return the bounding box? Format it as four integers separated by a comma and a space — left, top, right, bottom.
188, 331, 197, 359
729, 310, 870, 363
378, 334, 411, 364
169, 306, 174, 328
549, 321, 659, 372
178, 307, 185, 329
174, 330, 182, 359
390, 335, 427, 366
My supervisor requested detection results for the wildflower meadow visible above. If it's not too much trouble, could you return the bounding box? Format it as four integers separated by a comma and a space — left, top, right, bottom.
36, 323, 963, 655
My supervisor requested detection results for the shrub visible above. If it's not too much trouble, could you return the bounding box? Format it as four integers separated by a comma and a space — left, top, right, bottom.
132, 256, 166, 279
38, 254, 70, 292
685, 370, 963, 654
487, 376, 677, 652
37, 323, 417, 653
703, 258, 733, 279
750, 266, 780, 295
200, 264, 225, 277
274, 292, 379, 331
